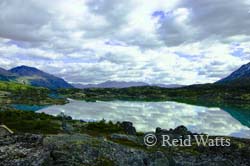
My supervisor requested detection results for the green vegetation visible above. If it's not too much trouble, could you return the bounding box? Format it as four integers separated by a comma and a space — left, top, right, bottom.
0, 110, 125, 136
83, 119, 124, 135
59, 84, 250, 105
0, 81, 67, 106
0, 110, 61, 134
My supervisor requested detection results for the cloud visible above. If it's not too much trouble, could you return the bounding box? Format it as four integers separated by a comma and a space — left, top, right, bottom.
0, 0, 249, 85
0, 0, 51, 41
156, 0, 250, 46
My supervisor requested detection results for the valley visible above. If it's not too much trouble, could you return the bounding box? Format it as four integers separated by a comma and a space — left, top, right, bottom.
0, 63, 250, 165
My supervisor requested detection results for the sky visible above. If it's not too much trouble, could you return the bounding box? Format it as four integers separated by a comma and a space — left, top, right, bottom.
0, 0, 250, 85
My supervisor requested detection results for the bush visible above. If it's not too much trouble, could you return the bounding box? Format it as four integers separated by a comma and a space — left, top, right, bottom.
0, 110, 61, 134
85, 119, 124, 134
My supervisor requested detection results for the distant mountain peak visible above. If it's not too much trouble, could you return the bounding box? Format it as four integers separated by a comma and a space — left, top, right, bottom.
16, 65, 36, 68
216, 62, 250, 85
12, 65, 40, 70
0, 67, 13, 76
10, 65, 46, 76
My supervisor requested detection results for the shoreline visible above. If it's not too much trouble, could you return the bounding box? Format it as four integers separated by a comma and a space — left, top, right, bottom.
36, 100, 250, 139
1, 119, 250, 165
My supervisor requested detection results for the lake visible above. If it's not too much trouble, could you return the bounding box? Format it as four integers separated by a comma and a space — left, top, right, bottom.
38, 100, 250, 138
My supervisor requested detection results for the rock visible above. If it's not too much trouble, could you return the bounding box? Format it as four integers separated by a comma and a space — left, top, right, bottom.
150, 151, 170, 166
51, 150, 67, 160
153, 151, 165, 159
121, 121, 137, 135
155, 127, 162, 133
0, 132, 15, 146
0, 125, 14, 137
173, 125, 189, 136
0, 125, 249, 166
15, 133, 44, 146
155, 125, 192, 141
110, 133, 138, 144
43, 134, 171, 166
151, 158, 169, 166
0, 133, 51, 166
155, 128, 170, 135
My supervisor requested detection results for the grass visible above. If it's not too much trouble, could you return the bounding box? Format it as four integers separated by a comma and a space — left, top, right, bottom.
0, 110, 62, 134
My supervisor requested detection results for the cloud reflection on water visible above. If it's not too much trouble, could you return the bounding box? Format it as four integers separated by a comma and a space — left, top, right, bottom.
38, 100, 250, 138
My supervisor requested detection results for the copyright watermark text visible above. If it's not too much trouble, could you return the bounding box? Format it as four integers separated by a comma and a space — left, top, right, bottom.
144, 134, 231, 147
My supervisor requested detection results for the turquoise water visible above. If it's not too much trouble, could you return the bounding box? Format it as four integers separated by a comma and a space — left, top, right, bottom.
11, 92, 63, 111
11, 104, 48, 111
48, 93, 64, 99
38, 100, 250, 138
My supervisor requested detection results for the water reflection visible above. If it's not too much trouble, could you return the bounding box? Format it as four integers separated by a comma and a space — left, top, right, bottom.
38, 100, 250, 138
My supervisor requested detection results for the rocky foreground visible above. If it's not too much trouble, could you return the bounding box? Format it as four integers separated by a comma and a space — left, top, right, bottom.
0, 122, 250, 166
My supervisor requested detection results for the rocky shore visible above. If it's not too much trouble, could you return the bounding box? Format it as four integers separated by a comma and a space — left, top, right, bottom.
0, 122, 250, 166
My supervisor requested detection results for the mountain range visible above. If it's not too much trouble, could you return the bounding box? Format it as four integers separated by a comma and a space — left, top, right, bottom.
72, 81, 148, 89
0, 62, 250, 89
72, 81, 184, 89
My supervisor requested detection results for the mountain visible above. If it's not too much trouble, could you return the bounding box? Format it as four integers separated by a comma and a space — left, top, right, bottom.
7, 66, 73, 89
216, 62, 250, 86
73, 81, 149, 89
0, 67, 17, 81
0, 68, 13, 76
73, 81, 185, 89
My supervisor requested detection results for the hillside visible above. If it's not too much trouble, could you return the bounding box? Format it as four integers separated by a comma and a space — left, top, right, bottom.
0, 67, 16, 81
0, 66, 73, 89
216, 62, 250, 86
0, 81, 66, 106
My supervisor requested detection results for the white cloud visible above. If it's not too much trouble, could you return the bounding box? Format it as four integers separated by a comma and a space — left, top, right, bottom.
0, 0, 249, 85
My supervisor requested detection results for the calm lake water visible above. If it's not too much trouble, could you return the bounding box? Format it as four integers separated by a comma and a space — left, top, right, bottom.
38, 100, 250, 138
